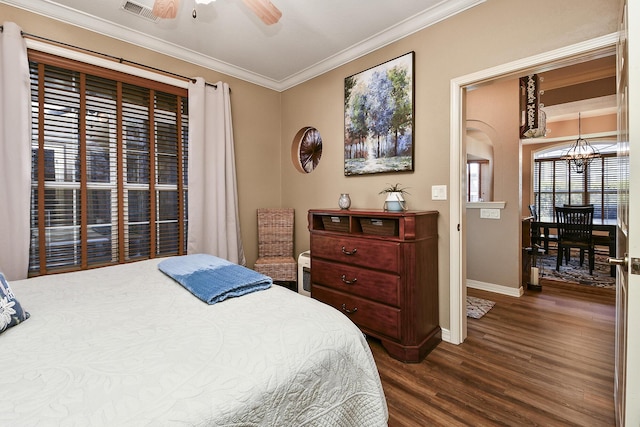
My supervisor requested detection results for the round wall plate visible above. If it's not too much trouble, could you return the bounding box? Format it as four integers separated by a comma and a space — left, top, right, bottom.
291, 126, 323, 173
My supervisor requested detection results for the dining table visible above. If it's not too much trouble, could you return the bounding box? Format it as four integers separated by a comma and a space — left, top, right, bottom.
532, 218, 616, 277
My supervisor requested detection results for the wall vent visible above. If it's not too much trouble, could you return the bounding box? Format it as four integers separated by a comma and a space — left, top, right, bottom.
121, 0, 159, 22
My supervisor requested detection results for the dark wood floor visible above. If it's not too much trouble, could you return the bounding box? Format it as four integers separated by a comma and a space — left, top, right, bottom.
369, 280, 616, 426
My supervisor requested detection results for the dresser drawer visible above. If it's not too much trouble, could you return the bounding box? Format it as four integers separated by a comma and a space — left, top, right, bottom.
312, 285, 401, 340
312, 258, 400, 306
310, 234, 400, 273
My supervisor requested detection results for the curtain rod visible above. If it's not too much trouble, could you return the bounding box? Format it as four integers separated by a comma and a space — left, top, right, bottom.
1, 25, 219, 89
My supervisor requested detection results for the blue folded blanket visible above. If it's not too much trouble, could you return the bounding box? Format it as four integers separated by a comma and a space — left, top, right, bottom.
158, 254, 272, 304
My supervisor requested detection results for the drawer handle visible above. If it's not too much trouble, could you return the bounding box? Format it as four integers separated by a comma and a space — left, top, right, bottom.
341, 246, 357, 255
341, 275, 357, 285
341, 303, 358, 314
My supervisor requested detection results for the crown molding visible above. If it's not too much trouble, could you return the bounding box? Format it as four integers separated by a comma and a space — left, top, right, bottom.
276, 0, 486, 91
1, 0, 485, 91
2, 0, 281, 89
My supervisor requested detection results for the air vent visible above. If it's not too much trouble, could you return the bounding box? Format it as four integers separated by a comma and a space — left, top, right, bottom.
121, 0, 159, 22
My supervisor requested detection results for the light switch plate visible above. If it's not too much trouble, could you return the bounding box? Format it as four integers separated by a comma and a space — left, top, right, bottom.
431, 185, 447, 200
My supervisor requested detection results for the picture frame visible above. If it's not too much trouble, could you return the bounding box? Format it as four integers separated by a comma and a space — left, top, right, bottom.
344, 51, 415, 176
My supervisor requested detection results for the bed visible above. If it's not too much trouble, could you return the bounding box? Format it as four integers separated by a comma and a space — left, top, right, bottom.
0, 257, 388, 426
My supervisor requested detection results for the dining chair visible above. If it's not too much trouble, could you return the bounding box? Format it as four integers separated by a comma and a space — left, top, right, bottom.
555, 205, 595, 275
528, 204, 558, 253
253, 208, 297, 289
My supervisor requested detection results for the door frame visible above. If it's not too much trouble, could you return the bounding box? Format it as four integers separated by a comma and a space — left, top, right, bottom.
448, 32, 619, 345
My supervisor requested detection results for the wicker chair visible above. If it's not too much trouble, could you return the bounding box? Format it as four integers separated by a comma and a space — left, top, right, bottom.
253, 208, 297, 288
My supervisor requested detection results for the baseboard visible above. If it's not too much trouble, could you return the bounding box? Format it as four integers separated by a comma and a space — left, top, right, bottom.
441, 328, 451, 343
466, 279, 524, 297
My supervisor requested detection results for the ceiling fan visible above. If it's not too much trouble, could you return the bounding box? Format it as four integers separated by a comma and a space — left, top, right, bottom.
152, 0, 282, 25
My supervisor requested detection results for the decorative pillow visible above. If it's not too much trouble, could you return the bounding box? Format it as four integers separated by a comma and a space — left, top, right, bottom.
0, 272, 30, 334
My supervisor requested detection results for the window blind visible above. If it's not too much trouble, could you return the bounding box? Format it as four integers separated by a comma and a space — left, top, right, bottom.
533, 153, 619, 222
28, 52, 188, 276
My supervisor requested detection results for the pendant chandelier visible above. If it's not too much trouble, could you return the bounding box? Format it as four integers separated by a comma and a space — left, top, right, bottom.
561, 113, 600, 174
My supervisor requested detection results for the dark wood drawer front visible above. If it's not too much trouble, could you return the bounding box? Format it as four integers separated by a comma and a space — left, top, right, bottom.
312, 259, 400, 306
311, 235, 400, 272
308, 209, 440, 363
312, 285, 401, 340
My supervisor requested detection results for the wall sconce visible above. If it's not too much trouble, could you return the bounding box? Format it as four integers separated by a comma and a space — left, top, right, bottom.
561, 113, 600, 174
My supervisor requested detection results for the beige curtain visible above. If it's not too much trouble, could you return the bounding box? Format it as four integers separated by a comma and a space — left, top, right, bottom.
187, 79, 246, 265
0, 22, 31, 280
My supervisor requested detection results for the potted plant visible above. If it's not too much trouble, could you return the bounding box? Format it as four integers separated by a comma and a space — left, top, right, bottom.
379, 183, 409, 211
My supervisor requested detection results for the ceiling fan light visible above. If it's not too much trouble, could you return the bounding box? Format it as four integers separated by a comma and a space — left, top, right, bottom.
194, 0, 215, 4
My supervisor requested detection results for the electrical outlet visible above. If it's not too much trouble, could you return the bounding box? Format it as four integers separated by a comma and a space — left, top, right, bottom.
480, 208, 500, 219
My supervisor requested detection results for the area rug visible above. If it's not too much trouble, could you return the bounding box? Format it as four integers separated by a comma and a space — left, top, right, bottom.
536, 250, 615, 289
467, 296, 495, 319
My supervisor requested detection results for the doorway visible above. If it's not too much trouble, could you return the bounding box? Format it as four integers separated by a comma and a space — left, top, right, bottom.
448, 32, 619, 345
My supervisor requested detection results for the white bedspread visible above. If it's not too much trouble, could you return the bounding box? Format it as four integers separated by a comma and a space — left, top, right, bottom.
0, 259, 388, 426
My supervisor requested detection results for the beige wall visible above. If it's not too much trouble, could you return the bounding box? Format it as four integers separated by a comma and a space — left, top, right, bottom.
2, 0, 619, 332
281, 0, 619, 330
466, 79, 521, 289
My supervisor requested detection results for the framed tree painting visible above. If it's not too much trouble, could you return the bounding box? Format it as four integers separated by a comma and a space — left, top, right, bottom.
344, 51, 414, 176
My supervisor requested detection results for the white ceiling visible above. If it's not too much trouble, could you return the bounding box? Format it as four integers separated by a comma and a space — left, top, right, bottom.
2, 0, 485, 91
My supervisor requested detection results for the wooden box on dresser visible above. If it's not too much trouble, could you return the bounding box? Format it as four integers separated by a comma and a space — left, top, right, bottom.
308, 209, 440, 363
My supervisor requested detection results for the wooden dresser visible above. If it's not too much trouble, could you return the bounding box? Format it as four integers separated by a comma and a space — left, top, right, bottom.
308, 209, 440, 363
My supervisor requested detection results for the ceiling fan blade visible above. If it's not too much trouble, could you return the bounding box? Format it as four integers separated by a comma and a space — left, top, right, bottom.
242, 0, 282, 25
152, 0, 180, 19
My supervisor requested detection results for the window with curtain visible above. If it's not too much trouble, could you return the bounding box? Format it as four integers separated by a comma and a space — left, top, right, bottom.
533, 149, 618, 222
28, 51, 189, 276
